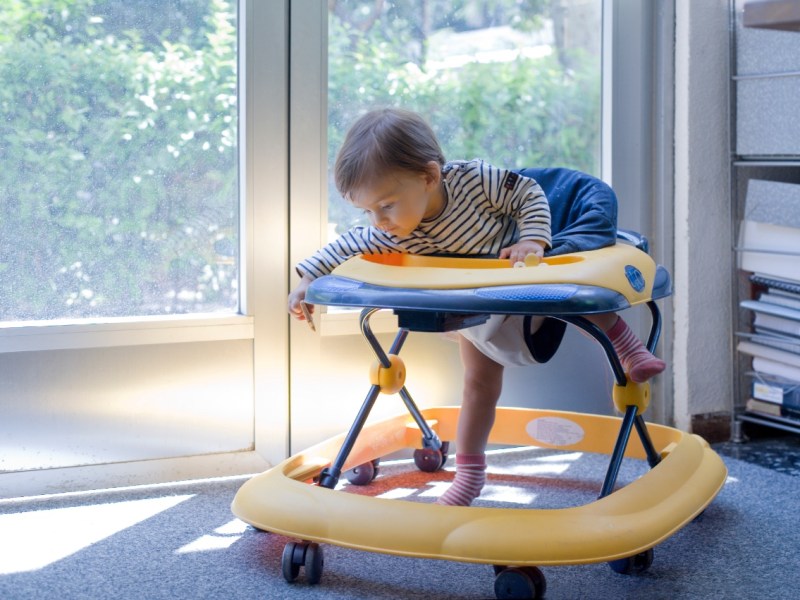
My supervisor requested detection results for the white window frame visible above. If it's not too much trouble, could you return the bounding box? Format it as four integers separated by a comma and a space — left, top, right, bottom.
0, 0, 262, 356
0, 1, 669, 356
0, 1, 672, 493
0, 1, 291, 497
287, 0, 673, 423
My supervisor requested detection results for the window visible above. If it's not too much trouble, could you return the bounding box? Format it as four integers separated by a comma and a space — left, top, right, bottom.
0, 0, 239, 322
326, 0, 601, 237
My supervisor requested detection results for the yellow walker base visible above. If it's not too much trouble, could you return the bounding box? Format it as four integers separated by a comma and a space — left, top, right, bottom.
234, 242, 727, 597
232, 406, 726, 591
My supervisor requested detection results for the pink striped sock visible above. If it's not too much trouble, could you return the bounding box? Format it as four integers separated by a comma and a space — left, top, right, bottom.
607, 317, 666, 383
436, 453, 487, 506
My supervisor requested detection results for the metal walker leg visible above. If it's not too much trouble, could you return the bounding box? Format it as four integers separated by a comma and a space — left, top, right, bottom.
317, 308, 443, 489
562, 301, 664, 498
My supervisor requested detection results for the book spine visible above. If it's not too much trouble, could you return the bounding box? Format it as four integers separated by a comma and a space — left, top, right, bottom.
760, 292, 800, 311
752, 379, 800, 408
746, 398, 800, 422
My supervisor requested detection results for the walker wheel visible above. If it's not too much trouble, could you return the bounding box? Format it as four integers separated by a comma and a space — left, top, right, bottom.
281, 541, 324, 585
345, 460, 377, 486
304, 543, 324, 585
608, 548, 654, 575
494, 566, 546, 599
439, 441, 450, 466
413, 447, 444, 472
281, 542, 301, 582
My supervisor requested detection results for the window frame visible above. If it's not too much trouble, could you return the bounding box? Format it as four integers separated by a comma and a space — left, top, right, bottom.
0, 1, 669, 356
287, 0, 673, 424
0, 0, 673, 493
0, 0, 256, 355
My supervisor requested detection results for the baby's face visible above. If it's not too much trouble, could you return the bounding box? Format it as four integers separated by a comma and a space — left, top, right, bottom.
348, 169, 442, 238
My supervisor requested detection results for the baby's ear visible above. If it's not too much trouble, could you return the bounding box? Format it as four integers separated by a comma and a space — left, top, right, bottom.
424, 161, 442, 185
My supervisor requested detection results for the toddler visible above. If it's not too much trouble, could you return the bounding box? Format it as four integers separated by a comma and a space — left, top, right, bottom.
288, 108, 665, 506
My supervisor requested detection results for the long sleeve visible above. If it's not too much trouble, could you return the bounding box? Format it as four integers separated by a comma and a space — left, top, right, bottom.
477, 161, 551, 248
295, 226, 402, 279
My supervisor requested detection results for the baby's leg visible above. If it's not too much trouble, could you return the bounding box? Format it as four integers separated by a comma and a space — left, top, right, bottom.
436, 336, 504, 507
587, 313, 665, 383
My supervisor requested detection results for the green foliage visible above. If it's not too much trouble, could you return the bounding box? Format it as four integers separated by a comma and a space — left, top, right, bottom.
1, 0, 600, 320
327, 5, 601, 234
0, 0, 237, 320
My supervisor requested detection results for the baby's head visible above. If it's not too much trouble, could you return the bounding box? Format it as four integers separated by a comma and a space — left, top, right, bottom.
334, 108, 445, 201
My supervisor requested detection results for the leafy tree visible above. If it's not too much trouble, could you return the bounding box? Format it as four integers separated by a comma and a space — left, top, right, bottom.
0, 0, 237, 320
327, 0, 600, 234
0, 0, 599, 320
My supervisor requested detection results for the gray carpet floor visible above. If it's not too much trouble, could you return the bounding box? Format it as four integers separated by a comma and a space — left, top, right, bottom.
1, 444, 798, 600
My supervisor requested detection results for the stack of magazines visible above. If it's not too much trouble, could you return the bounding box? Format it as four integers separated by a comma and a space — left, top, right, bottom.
737, 274, 800, 422
737, 179, 800, 424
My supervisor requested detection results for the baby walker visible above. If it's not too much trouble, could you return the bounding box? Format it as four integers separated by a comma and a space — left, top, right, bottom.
232, 169, 727, 599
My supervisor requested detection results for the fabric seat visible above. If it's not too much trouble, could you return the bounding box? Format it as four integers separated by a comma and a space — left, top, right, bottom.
515, 168, 620, 362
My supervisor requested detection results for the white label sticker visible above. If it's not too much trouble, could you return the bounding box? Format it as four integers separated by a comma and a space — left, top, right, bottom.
753, 382, 783, 404
526, 417, 585, 447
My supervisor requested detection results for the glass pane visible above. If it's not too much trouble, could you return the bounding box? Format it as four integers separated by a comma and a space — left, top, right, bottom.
0, 0, 239, 321
327, 0, 601, 237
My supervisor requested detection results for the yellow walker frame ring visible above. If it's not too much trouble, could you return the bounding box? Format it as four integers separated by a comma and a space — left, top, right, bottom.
232, 243, 727, 599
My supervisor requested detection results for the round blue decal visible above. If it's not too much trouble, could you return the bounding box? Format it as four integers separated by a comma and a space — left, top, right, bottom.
624, 265, 646, 292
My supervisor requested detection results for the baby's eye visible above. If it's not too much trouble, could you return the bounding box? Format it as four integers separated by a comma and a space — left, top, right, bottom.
380, 203, 394, 211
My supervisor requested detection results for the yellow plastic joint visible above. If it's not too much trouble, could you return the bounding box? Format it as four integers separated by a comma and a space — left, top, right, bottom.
369, 354, 406, 394
612, 380, 651, 415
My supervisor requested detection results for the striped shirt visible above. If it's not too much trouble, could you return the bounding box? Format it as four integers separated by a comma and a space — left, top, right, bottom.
296, 159, 551, 279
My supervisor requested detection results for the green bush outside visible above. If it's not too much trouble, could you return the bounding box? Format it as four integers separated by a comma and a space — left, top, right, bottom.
0, 0, 237, 320
0, 0, 599, 321
327, 8, 600, 234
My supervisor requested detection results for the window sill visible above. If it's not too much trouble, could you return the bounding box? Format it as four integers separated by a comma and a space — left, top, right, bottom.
0, 314, 255, 354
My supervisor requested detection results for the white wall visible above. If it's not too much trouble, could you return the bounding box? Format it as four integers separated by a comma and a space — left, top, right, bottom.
673, 0, 733, 431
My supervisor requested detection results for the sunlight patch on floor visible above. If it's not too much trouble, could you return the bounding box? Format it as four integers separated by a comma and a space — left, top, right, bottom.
176, 518, 249, 554
375, 488, 420, 500
489, 462, 573, 476
0, 495, 193, 574
480, 484, 538, 505
418, 481, 451, 498
488, 451, 582, 477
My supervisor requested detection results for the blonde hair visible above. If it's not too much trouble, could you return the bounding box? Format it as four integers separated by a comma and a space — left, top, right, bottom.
334, 108, 446, 199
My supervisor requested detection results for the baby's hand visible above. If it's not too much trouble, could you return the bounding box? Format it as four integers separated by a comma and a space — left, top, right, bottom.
499, 240, 545, 266
288, 276, 314, 320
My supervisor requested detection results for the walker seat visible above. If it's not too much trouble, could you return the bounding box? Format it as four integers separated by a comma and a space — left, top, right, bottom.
231, 169, 727, 599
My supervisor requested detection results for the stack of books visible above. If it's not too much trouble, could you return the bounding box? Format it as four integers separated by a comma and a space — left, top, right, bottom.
737, 179, 800, 424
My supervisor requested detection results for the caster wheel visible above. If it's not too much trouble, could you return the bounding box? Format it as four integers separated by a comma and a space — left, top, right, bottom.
439, 441, 450, 467
494, 566, 546, 599
304, 542, 324, 585
345, 461, 376, 486
281, 542, 301, 582
281, 541, 324, 585
609, 548, 654, 574
414, 447, 444, 472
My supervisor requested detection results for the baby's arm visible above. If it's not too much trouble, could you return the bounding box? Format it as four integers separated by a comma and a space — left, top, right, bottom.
289, 226, 401, 320
478, 162, 551, 263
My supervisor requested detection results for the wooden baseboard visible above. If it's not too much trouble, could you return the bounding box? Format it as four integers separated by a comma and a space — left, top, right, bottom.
690, 412, 732, 443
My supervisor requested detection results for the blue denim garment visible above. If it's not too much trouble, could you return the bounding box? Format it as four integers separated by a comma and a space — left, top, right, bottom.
517, 167, 619, 255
